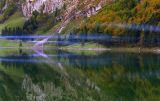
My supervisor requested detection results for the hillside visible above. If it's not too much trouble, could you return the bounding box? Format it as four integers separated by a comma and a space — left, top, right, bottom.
0, 0, 110, 34
67, 0, 160, 46
0, 12, 25, 33
0, 0, 159, 46
75, 0, 160, 35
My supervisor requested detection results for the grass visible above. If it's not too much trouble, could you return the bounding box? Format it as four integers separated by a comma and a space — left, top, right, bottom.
0, 39, 33, 48
0, 39, 34, 59
59, 42, 160, 55
64, 42, 106, 49
0, 39, 33, 56
61, 19, 83, 34
35, 22, 62, 34
110, 47, 160, 53
46, 22, 62, 33
60, 42, 107, 55
0, 12, 25, 33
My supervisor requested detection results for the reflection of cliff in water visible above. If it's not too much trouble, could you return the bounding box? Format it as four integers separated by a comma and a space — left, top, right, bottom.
21, 73, 101, 101
0, 70, 27, 101
58, 52, 160, 70
0, 53, 102, 101
0, 50, 160, 100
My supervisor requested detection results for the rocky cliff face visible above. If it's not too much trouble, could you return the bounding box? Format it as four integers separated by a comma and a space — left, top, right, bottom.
22, 0, 64, 17
21, 0, 112, 34
21, 0, 110, 17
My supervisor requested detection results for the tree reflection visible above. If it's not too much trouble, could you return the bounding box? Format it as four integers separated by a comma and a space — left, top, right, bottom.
0, 51, 160, 100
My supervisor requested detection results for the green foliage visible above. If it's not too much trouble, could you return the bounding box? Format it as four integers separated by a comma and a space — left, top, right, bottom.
0, 3, 17, 23
0, 12, 25, 33
73, 0, 160, 47
3, 4, 16, 17
23, 9, 62, 34
117, 0, 140, 10
23, 17, 38, 34
0, 0, 5, 9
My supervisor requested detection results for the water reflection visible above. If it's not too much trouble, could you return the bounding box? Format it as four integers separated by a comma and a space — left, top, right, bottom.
0, 49, 160, 101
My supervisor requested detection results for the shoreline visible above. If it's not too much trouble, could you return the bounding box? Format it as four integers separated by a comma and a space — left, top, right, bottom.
59, 47, 160, 54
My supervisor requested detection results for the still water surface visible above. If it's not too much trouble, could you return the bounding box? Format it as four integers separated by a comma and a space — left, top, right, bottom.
0, 49, 160, 101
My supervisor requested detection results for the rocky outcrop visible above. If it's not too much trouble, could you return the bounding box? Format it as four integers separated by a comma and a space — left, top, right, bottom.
22, 0, 64, 17
21, 0, 110, 17
21, 0, 114, 35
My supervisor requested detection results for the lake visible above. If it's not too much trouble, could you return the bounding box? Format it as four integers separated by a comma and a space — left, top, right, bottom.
0, 48, 160, 101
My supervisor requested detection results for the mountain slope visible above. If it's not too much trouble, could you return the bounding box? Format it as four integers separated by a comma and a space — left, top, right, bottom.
0, 0, 159, 39
74, 0, 160, 35
0, 0, 111, 34
0, 12, 25, 32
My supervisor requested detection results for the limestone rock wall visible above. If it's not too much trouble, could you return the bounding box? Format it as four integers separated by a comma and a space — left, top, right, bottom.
22, 0, 64, 17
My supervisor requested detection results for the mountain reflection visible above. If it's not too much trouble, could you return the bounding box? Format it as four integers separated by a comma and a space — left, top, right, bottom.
0, 50, 160, 101
1, 54, 32, 67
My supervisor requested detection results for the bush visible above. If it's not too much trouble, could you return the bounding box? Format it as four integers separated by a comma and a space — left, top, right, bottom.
3, 4, 16, 18
0, 0, 5, 9
0, 4, 17, 22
